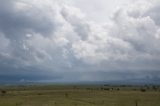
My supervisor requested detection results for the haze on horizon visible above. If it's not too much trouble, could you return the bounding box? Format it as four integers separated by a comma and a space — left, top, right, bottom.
0, 0, 160, 84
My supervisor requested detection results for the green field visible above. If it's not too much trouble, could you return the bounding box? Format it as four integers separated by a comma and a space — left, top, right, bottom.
0, 85, 160, 106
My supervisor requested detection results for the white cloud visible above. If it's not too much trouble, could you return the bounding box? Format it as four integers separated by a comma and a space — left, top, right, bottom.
0, 0, 160, 82
70, 0, 133, 23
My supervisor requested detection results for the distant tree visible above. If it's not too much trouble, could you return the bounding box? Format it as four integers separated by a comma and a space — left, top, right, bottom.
1, 90, 7, 96
152, 85, 157, 91
104, 84, 110, 86
145, 85, 150, 89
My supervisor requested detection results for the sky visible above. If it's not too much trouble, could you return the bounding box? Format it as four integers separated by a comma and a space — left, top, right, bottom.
0, 0, 160, 83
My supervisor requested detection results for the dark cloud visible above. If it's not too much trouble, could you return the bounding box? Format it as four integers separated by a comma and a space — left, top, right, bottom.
0, 64, 62, 82
0, 0, 55, 40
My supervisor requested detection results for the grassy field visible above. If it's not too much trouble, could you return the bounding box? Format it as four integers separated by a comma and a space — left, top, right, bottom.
0, 84, 160, 106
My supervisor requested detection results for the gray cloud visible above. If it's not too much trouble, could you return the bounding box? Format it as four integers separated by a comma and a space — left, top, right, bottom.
0, 0, 160, 83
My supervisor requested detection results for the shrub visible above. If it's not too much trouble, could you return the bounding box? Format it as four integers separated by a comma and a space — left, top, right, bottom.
135, 100, 138, 106
140, 88, 146, 92
65, 93, 69, 98
104, 88, 110, 91
117, 88, 120, 91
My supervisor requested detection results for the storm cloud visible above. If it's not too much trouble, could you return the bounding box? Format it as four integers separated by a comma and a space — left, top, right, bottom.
0, 0, 160, 83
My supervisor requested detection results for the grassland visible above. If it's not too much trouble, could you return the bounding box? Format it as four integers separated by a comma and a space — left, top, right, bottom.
0, 84, 160, 106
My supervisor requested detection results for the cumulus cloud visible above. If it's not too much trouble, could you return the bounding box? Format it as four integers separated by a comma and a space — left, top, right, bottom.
0, 0, 160, 82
